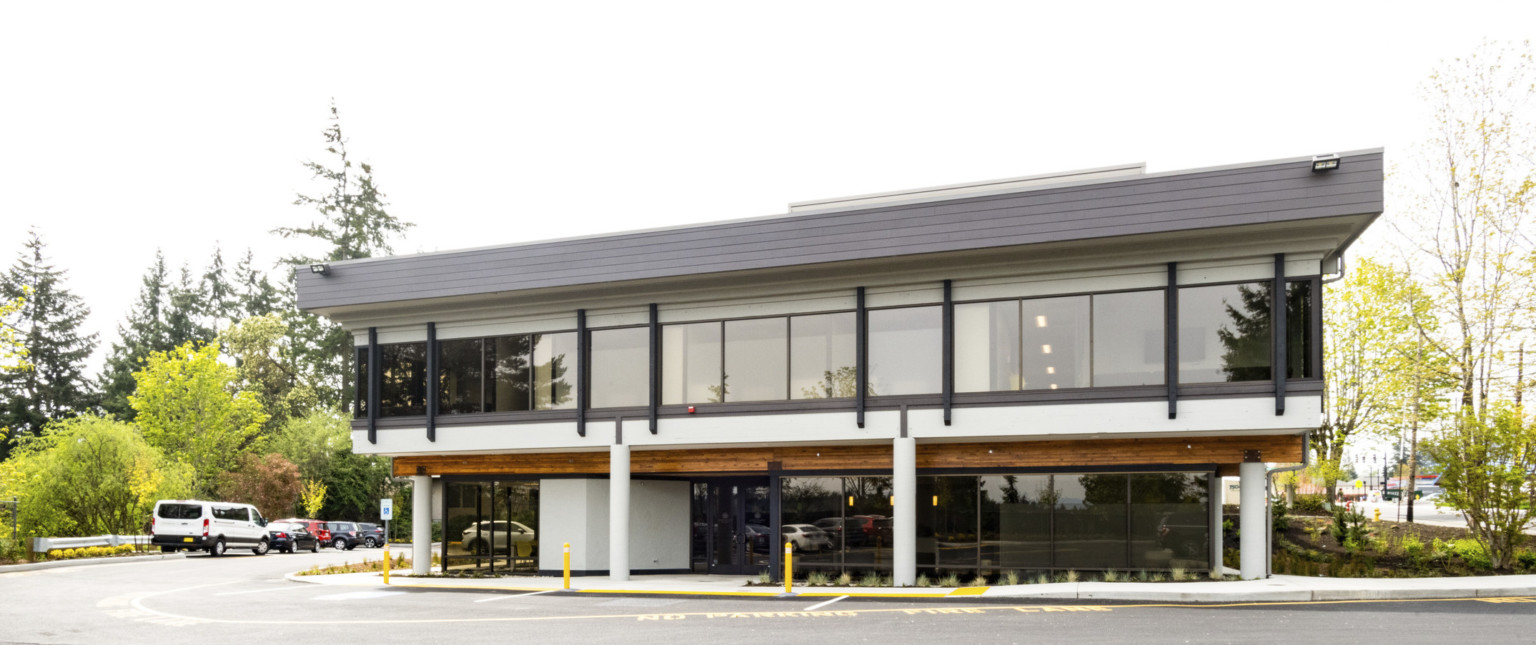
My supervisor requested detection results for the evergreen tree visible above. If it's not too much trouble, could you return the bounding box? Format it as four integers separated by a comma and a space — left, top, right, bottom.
200, 246, 239, 334
272, 101, 413, 410
0, 230, 98, 460
164, 263, 212, 347
233, 249, 281, 319
99, 251, 171, 420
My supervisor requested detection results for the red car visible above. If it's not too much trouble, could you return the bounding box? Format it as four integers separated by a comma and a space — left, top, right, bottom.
277, 518, 332, 546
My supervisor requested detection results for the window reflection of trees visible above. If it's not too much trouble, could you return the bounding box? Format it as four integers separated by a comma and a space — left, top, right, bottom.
1216, 283, 1272, 382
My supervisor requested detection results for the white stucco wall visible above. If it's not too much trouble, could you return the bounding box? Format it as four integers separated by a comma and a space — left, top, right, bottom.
537, 477, 689, 573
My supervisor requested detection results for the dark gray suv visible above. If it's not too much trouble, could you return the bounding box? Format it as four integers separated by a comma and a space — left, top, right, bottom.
325, 521, 362, 550
357, 522, 386, 548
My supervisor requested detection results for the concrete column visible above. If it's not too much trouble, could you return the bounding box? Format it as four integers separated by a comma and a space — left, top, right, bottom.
1239, 462, 1267, 580
411, 475, 432, 576
1209, 474, 1223, 575
892, 436, 916, 587
609, 443, 631, 581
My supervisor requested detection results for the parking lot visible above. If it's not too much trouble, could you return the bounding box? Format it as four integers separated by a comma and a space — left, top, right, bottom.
5, 544, 1536, 644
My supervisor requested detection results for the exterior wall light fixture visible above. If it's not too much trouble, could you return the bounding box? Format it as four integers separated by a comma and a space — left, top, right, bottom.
1311, 154, 1341, 172
310, 263, 331, 276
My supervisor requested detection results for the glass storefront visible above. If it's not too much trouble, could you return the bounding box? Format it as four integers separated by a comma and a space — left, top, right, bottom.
782, 472, 1210, 575
442, 480, 540, 575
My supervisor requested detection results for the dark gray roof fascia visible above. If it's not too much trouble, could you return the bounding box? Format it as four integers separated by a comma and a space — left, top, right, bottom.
296, 149, 1384, 312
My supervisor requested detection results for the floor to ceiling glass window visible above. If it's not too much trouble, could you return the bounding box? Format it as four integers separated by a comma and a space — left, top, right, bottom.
1179, 282, 1272, 383
723, 318, 787, 402
979, 475, 1053, 570
786, 472, 1208, 576
1092, 291, 1165, 386
442, 480, 540, 576
1129, 473, 1210, 569
354, 347, 368, 418
867, 306, 942, 396
779, 477, 844, 572
1285, 280, 1315, 379
790, 313, 857, 399
1053, 474, 1129, 570
662, 322, 723, 404
531, 332, 577, 410
1022, 296, 1091, 390
589, 327, 649, 408
439, 338, 484, 414
955, 301, 1021, 392
486, 336, 532, 411
378, 342, 428, 416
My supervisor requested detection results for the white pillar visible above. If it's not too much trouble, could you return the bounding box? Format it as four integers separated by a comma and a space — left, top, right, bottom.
609, 443, 631, 582
1239, 461, 1266, 580
892, 436, 916, 587
411, 475, 432, 576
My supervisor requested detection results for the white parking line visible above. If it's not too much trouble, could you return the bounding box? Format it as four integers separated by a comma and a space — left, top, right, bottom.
473, 590, 558, 603
804, 595, 848, 611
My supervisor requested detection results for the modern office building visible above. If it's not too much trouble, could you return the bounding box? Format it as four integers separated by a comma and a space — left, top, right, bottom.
296, 149, 1381, 583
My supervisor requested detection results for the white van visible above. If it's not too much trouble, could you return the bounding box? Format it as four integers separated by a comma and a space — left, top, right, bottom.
150, 500, 271, 556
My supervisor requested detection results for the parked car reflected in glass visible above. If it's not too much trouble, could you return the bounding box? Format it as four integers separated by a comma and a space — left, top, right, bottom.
461, 520, 537, 557
781, 524, 834, 552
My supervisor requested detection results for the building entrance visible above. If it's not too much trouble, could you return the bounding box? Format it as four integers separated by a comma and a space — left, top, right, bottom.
690, 477, 771, 575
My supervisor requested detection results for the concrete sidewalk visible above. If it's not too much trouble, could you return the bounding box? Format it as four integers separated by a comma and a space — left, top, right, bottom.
287, 569, 1536, 603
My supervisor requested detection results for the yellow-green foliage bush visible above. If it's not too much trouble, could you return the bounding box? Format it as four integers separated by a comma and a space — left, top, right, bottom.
47, 549, 63, 559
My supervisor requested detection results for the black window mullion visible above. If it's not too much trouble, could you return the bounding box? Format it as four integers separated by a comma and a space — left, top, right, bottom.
1166, 262, 1178, 420
856, 287, 866, 428
942, 280, 953, 426
367, 327, 378, 444
577, 309, 587, 436
1273, 254, 1286, 415
427, 322, 437, 442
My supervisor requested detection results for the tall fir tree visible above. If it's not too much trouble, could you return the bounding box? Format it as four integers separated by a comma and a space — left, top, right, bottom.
200, 246, 239, 334
99, 251, 170, 420
273, 101, 413, 410
233, 248, 281, 319
164, 263, 212, 346
0, 230, 98, 460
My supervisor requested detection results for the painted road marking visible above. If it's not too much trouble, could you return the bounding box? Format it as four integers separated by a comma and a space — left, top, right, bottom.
216, 585, 317, 596
116, 585, 1536, 627
474, 590, 557, 603
804, 595, 848, 611
315, 590, 407, 601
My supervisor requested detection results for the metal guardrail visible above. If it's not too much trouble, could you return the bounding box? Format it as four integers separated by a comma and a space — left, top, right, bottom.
31, 535, 152, 552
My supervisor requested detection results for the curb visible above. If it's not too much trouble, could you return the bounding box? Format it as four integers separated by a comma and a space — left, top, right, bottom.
0, 552, 186, 574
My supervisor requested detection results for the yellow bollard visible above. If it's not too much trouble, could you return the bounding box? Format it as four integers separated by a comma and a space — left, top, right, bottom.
784, 541, 793, 594
382, 542, 390, 585
563, 542, 571, 590
1374, 508, 1381, 522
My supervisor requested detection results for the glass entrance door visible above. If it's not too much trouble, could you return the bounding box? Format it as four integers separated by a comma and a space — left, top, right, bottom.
692, 478, 770, 575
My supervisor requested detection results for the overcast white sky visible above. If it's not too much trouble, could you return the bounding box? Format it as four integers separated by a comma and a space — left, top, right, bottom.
2, 1, 1533, 376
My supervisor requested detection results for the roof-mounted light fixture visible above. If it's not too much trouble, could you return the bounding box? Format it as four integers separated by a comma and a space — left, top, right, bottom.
310, 263, 331, 276
1311, 153, 1341, 173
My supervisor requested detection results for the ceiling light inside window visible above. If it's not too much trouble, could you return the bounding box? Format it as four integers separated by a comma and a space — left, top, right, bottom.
1036, 315, 1048, 328
1041, 344, 1052, 354
1046, 366, 1056, 374
1050, 384, 1058, 390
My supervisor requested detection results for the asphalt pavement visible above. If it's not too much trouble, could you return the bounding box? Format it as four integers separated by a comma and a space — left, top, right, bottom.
3, 547, 1536, 644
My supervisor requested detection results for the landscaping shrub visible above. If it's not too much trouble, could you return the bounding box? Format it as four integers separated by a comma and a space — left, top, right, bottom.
1329, 506, 1368, 546
1516, 551, 1536, 571
1292, 494, 1327, 513
1452, 539, 1492, 571
1271, 502, 1291, 533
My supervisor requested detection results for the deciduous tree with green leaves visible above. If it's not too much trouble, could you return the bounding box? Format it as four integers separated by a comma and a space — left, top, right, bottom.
220, 314, 318, 435
1318, 258, 1440, 502
1396, 41, 1536, 564
0, 415, 192, 538
129, 342, 267, 497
